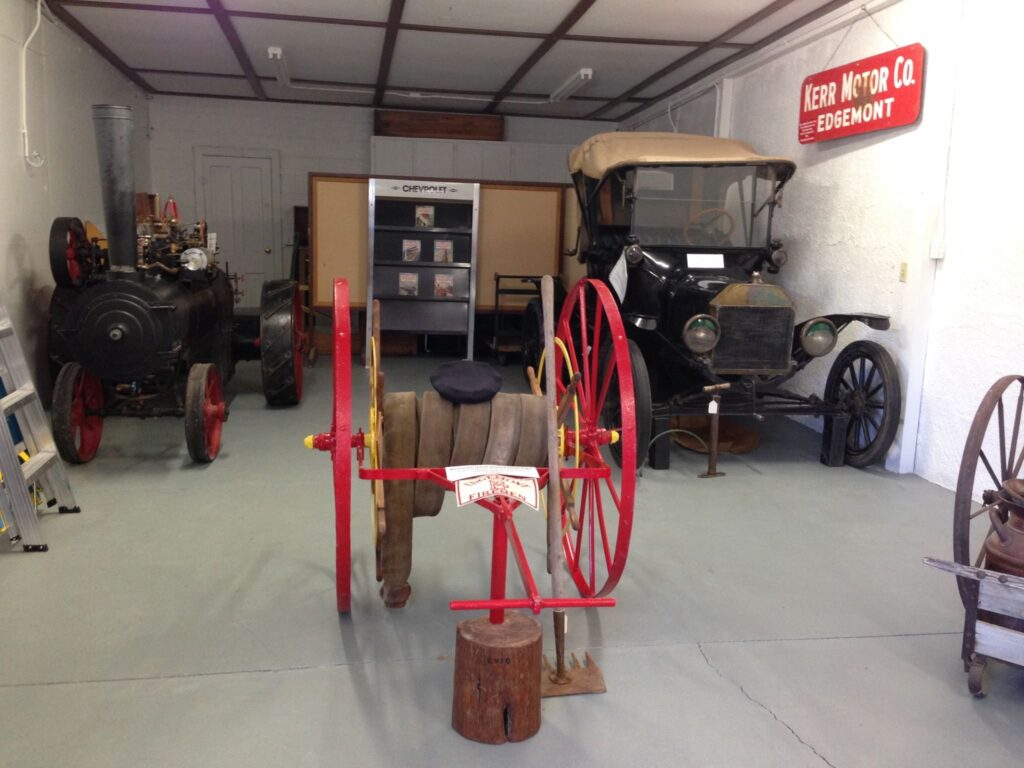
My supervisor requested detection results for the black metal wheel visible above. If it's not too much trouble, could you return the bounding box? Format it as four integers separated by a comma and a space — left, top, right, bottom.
185, 363, 226, 463
603, 339, 652, 472
520, 297, 543, 386
823, 340, 901, 467
953, 375, 1024, 607
52, 362, 104, 463
49, 217, 91, 289
260, 280, 304, 406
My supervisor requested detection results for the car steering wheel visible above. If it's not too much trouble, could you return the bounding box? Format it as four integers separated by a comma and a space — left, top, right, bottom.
684, 208, 735, 246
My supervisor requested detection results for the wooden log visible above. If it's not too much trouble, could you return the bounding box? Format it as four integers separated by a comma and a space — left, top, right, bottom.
451, 613, 542, 744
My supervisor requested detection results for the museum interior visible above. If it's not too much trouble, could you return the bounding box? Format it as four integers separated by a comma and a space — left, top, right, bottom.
2, 0, 1023, 765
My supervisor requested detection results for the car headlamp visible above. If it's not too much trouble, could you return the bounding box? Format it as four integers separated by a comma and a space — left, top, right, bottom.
799, 318, 837, 357
682, 314, 719, 354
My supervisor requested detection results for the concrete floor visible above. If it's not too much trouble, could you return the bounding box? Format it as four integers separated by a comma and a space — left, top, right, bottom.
3, 356, 1024, 767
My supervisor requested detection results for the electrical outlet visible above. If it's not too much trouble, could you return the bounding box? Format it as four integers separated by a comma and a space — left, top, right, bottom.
899, 262, 908, 283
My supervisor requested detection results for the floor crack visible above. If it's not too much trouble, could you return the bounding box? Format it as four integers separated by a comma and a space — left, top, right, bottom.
698, 642, 838, 768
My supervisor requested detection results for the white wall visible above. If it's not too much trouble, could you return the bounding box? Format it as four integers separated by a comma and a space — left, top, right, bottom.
622, 0, 1008, 486
149, 95, 613, 257
913, 0, 1024, 491
0, 0, 149, 393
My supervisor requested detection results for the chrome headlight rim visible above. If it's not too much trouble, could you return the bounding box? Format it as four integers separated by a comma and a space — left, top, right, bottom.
799, 317, 838, 357
683, 313, 720, 354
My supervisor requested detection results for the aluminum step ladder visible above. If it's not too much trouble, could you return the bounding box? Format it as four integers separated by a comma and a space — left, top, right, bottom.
0, 301, 79, 552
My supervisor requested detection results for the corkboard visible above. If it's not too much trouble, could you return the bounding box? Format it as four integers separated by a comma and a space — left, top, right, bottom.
311, 176, 565, 310
311, 175, 368, 307
476, 184, 563, 310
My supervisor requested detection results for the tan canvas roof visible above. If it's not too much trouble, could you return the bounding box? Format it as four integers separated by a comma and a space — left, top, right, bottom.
569, 131, 796, 181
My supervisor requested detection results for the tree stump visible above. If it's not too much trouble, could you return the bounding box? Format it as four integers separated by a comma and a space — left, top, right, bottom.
451, 613, 542, 743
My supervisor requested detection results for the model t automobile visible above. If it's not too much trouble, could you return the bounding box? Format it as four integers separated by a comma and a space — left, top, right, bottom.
525, 132, 900, 469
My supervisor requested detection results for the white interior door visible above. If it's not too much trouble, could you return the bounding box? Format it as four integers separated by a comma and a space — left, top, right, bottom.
195, 150, 280, 308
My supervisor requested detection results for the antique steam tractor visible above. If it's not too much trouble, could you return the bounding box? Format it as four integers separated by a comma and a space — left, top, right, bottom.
47, 105, 303, 464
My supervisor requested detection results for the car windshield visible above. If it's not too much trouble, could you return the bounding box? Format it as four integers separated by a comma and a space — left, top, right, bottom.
616, 164, 779, 248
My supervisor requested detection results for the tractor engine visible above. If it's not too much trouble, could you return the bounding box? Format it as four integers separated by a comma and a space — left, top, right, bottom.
46, 104, 303, 465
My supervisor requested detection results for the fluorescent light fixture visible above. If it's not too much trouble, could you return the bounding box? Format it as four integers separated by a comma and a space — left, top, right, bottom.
549, 67, 593, 103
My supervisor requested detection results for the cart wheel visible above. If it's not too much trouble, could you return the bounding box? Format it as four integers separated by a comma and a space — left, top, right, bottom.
331, 281, 354, 613
604, 339, 651, 472
967, 656, 987, 698
185, 363, 226, 463
260, 279, 303, 406
49, 217, 91, 289
953, 375, 1024, 607
823, 340, 901, 467
555, 278, 637, 598
52, 362, 103, 463
520, 298, 543, 385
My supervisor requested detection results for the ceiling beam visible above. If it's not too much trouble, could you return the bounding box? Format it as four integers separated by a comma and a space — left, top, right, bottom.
153, 90, 616, 124
484, 0, 597, 113
134, 68, 645, 103
206, 0, 266, 99
616, 0, 853, 123
586, 0, 798, 119
48, 1, 154, 93
373, 0, 407, 107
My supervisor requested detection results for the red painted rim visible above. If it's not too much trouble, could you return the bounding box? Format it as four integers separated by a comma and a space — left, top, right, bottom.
556, 278, 636, 598
203, 367, 226, 460
332, 280, 352, 612
70, 369, 103, 461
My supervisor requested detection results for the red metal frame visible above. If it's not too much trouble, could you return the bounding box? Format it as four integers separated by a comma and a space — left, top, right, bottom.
311, 278, 630, 621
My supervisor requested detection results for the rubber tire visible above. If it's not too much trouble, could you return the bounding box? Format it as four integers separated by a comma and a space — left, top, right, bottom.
260, 279, 303, 406
520, 298, 543, 386
49, 217, 87, 289
414, 391, 454, 517
380, 391, 418, 607
823, 340, 901, 468
514, 394, 548, 467
606, 339, 652, 472
185, 363, 224, 463
483, 393, 522, 465
52, 362, 103, 463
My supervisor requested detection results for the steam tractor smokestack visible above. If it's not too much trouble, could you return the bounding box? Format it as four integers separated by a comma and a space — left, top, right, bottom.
92, 105, 137, 271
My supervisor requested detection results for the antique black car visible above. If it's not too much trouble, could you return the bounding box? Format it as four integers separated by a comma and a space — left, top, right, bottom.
525, 131, 900, 469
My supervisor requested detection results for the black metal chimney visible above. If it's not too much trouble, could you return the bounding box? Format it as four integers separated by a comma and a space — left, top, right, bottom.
92, 105, 137, 271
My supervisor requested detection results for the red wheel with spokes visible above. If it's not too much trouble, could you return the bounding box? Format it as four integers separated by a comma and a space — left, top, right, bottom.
555, 278, 637, 598
330, 281, 353, 612
185, 363, 227, 462
52, 362, 104, 463
49, 217, 91, 289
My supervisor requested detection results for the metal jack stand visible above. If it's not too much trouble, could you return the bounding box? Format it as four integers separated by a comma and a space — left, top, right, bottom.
699, 383, 729, 479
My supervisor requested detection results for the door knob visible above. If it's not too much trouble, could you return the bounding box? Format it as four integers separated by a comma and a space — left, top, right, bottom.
264, 247, 272, 253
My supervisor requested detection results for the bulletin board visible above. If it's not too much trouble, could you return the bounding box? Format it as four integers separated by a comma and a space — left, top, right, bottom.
311, 174, 566, 310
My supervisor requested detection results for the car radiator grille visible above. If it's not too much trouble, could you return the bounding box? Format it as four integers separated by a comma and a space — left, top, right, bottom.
711, 306, 795, 374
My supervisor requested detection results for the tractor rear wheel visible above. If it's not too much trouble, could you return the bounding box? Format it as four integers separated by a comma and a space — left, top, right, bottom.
260, 280, 303, 406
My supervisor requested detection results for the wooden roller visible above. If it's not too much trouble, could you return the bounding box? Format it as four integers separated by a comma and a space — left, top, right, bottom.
414, 391, 454, 517
380, 391, 417, 607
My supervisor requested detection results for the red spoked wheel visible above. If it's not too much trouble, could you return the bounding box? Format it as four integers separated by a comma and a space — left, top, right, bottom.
555, 278, 637, 598
185, 363, 227, 463
331, 281, 353, 612
52, 362, 104, 463
49, 217, 91, 289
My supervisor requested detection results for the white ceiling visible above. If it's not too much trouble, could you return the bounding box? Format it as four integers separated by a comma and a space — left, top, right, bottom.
50, 0, 847, 122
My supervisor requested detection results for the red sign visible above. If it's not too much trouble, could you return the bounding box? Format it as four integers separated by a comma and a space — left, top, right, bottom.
798, 43, 925, 144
